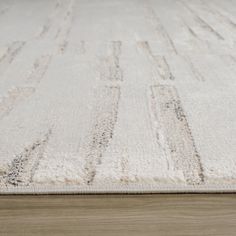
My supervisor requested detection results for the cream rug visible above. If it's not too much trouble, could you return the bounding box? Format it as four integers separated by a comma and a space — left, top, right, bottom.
0, 0, 236, 193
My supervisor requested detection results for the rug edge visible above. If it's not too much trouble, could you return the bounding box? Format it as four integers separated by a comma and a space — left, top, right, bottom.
1, 184, 236, 194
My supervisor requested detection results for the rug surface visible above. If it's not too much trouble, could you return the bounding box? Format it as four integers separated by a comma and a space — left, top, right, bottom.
0, 0, 236, 193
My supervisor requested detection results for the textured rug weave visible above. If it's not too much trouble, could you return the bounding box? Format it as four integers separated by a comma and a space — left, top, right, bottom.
0, 0, 236, 193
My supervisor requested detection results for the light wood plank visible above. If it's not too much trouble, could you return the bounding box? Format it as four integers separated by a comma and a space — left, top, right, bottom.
0, 194, 236, 236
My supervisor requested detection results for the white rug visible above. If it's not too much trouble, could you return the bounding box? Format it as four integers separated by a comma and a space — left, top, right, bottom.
0, 0, 236, 193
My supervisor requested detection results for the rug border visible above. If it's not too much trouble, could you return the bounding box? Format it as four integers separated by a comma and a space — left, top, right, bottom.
1, 184, 236, 194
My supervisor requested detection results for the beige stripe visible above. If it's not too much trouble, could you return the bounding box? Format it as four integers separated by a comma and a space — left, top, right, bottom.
26, 55, 52, 85
100, 41, 123, 81
0, 41, 25, 74
137, 41, 174, 80
150, 85, 204, 185
144, 2, 178, 54
84, 86, 120, 184
4, 129, 52, 187
180, 1, 224, 40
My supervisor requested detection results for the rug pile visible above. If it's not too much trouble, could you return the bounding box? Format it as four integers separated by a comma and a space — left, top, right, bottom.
0, 0, 236, 193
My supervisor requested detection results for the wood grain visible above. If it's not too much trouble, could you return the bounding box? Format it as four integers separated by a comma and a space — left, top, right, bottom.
0, 194, 236, 235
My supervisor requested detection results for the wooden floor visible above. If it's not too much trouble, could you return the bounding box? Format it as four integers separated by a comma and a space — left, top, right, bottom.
0, 194, 235, 235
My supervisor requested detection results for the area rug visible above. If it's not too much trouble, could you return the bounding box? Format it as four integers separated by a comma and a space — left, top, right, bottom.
0, 0, 236, 194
